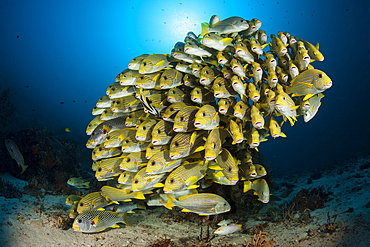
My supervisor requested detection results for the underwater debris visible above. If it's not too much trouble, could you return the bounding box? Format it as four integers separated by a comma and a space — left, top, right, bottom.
147, 236, 176, 247
290, 186, 332, 212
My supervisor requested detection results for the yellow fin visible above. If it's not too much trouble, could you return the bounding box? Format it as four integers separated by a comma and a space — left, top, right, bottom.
187, 184, 199, 189
185, 176, 199, 186
190, 131, 197, 145
182, 208, 191, 212
92, 215, 99, 227
303, 94, 315, 101
193, 146, 205, 152
111, 224, 120, 228
135, 191, 146, 200
153, 183, 164, 188
208, 164, 223, 170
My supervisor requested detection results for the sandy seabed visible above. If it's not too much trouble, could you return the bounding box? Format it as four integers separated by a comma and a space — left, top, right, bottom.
1, 155, 370, 247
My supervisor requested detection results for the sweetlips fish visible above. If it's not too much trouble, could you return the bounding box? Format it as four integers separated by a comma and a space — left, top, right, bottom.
169, 131, 207, 160
276, 66, 289, 84
294, 43, 311, 71
199, 65, 217, 86
110, 95, 142, 113
67, 177, 90, 189
104, 200, 146, 214
269, 34, 288, 57
184, 41, 213, 58
250, 104, 265, 129
214, 223, 242, 235
65, 195, 83, 206
214, 148, 239, 185
275, 92, 298, 125
69, 201, 79, 219
230, 75, 246, 100
73, 210, 129, 233
100, 108, 126, 121
146, 150, 183, 174
107, 84, 135, 99
218, 219, 234, 226
267, 116, 286, 138
296, 37, 324, 62
5, 139, 27, 174
221, 66, 234, 79
243, 178, 270, 203
175, 60, 192, 74
233, 100, 249, 120
128, 54, 149, 70
234, 42, 254, 64
160, 68, 183, 89
118, 170, 137, 185
96, 95, 111, 108
205, 160, 234, 185
119, 151, 148, 172
228, 119, 244, 144
104, 128, 136, 148
190, 62, 203, 78
121, 135, 149, 153
257, 29, 268, 45
145, 142, 167, 159
167, 87, 186, 103
239, 162, 257, 180
202, 33, 233, 52
135, 119, 157, 142
139, 54, 172, 74
204, 127, 223, 160
190, 86, 214, 104
303, 93, 324, 122
92, 105, 105, 115
86, 116, 104, 135
173, 106, 199, 132
248, 82, 260, 102
264, 53, 277, 71
267, 67, 278, 88
249, 37, 266, 56
162, 102, 189, 122
95, 156, 125, 181
201, 16, 249, 36
194, 104, 220, 130
165, 192, 231, 215
287, 69, 332, 100
92, 145, 121, 161
255, 164, 267, 178
131, 167, 168, 192
151, 120, 174, 145
77, 192, 110, 214
218, 97, 235, 115
217, 51, 232, 66
120, 69, 139, 86
183, 74, 198, 87
125, 110, 145, 127
101, 185, 146, 202
87, 117, 127, 148
135, 72, 162, 89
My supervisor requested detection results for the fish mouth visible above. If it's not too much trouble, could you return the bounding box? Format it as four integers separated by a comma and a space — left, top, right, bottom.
325, 81, 332, 89
234, 113, 242, 118
235, 138, 243, 143
256, 68, 262, 72
270, 59, 276, 64
214, 93, 222, 98
280, 48, 287, 54
274, 103, 282, 110
232, 65, 239, 70
205, 156, 215, 161
199, 78, 208, 85
251, 142, 259, 147
252, 95, 260, 102
184, 48, 190, 53
194, 122, 203, 127
167, 97, 175, 103
230, 180, 238, 185
135, 135, 145, 141
218, 59, 225, 64
219, 108, 226, 113
272, 133, 280, 138
303, 55, 310, 61
235, 50, 242, 54
304, 103, 311, 108
232, 81, 239, 86
170, 154, 179, 160
160, 85, 167, 89
191, 97, 199, 102
254, 121, 263, 128
173, 127, 183, 132
163, 116, 169, 121
260, 199, 269, 203
319, 57, 325, 61
152, 140, 160, 145
250, 172, 257, 177
282, 74, 288, 81
224, 73, 230, 78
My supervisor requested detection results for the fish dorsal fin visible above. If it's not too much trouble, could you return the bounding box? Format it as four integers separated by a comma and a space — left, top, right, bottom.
91, 215, 99, 227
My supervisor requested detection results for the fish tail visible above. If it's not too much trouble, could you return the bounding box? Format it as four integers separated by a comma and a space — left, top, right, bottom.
201, 22, 210, 36
20, 165, 28, 174
243, 181, 252, 193
119, 211, 130, 226
165, 194, 175, 209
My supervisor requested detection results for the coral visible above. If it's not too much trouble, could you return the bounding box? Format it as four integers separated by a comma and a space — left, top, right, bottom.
0, 177, 22, 198
290, 186, 332, 212
244, 230, 276, 247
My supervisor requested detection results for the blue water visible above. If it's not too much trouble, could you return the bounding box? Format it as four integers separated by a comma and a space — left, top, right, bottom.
0, 0, 369, 175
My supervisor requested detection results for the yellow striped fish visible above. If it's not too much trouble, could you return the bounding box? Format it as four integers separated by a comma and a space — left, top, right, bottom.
303, 93, 324, 123
221, 66, 233, 79
163, 160, 208, 193
214, 148, 239, 185
69, 201, 79, 219
125, 110, 145, 127
286, 69, 332, 99
190, 87, 214, 105
250, 105, 264, 129
204, 127, 222, 161
160, 68, 183, 89
269, 34, 288, 57
183, 74, 197, 87
233, 100, 249, 120
65, 195, 82, 206
139, 54, 171, 74
264, 53, 276, 71
86, 116, 104, 135
145, 142, 167, 159
230, 75, 246, 100
248, 82, 260, 102
151, 120, 174, 145
296, 37, 324, 62
169, 131, 207, 160
108, 85, 136, 99
239, 162, 257, 180
135, 72, 162, 89
118, 170, 137, 185
243, 179, 270, 203
110, 95, 142, 113
162, 102, 188, 122
194, 105, 220, 130
255, 164, 267, 178
267, 116, 286, 138
77, 192, 110, 214
92, 106, 106, 115
144, 93, 168, 114
96, 95, 111, 108
218, 98, 235, 116
165, 192, 231, 215
228, 119, 244, 144
173, 106, 199, 132
121, 135, 150, 153
131, 167, 168, 192
275, 92, 298, 126
128, 54, 149, 70
244, 127, 260, 149
216, 51, 232, 66
267, 67, 278, 88
104, 128, 136, 148
167, 87, 186, 103
199, 65, 216, 86
119, 151, 148, 172
95, 155, 126, 181
135, 119, 157, 142
100, 108, 126, 121
205, 166, 234, 185
106, 82, 121, 96
213, 81, 235, 99
146, 150, 183, 174
120, 69, 139, 86
93, 145, 121, 161
101, 186, 145, 202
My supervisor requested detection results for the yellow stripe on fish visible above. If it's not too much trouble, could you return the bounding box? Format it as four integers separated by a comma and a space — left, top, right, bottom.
243, 179, 270, 203
162, 102, 189, 122
146, 150, 183, 174
167, 87, 186, 103
95, 155, 126, 181
145, 142, 167, 159
169, 131, 207, 160
151, 120, 174, 146
160, 68, 183, 89
173, 106, 199, 132
101, 186, 145, 201
214, 148, 239, 185
131, 167, 168, 192
135, 72, 162, 89
104, 128, 136, 148
119, 151, 148, 172
120, 69, 139, 86
204, 127, 223, 161
128, 54, 149, 70
194, 105, 220, 130
86, 116, 104, 135
125, 109, 145, 127
118, 170, 138, 185
139, 54, 171, 74
121, 135, 150, 153
77, 192, 110, 214
135, 119, 157, 142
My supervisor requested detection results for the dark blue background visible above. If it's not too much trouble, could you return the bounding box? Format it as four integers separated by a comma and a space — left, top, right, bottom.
1, 0, 369, 175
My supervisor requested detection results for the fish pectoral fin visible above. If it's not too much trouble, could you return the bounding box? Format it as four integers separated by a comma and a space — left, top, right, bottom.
280, 132, 287, 138
185, 176, 199, 186
181, 208, 191, 213
187, 184, 199, 189
208, 164, 222, 170
91, 215, 99, 227
111, 224, 120, 228
153, 183, 164, 188
124, 199, 132, 202
193, 146, 205, 152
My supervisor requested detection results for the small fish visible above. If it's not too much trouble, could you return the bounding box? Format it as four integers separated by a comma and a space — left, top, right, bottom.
77, 192, 110, 214
73, 210, 129, 233
160, 69, 183, 89
221, 66, 233, 79
119, 151, 148, 172
146, 142, 167, 159
104, 201, 146, 214
173, 106, 199, 132
243, 179, 270, 203
205, 166, 234, 185
190, 62, 203, 78
217, 219, 234, 226
136, 119, 157, 142
190, 87, 214, 105
184, 41, 213, 58
214, 223, 242, 235
199, 65, 216, 86
101, 185, 145, 202
88, 117, 127, 147
120, 69, 140, 86
104, 128, 136, 148
267, 67, 278, 88
135, 72, 162, 89
233, 43, 254, 64
194, 105, 220, 130
92, 145, 122, 161
296, 37, 324, 62
214, 148, 239, 185
288, 60, 299, 79
244, 127, 261, 149
175, 60, 192, 74
217, 51, 232, 66
110, 95, 142, 113
69, 201, 79, 219
202, 33, 233, 52
165, 192, 231, 215
86, 116, 104, 135
121, 135, 150, 153
303, 93, 324, 122
255, 164, 267, 178
250, 105, 264, 129
228, 119, 244, 144
125, 110, 145, 127
162, 102, 189, 122
92, 105, 106, 115
65, 195, 83, 206
249, 37, 266, 56
183, 74, 198, 87
147, 149, 183, 175
204, 127, 222, 160
294, 44, 311, 71
101, 108, 127, 121
248, 82, 260, 102
95, 95, 112, 108
264, 53, 277, 71
218, 97, 235, 115
65, 127, 71, 132
169, 131, 207, 160
95, 156, 125, 181
269, 34, 288, 57
230, 75, 246, 100
150, 120, 173, 145
239, 162, 257, 180
233, 101, 249, 120
287, 69, 332, 100
131, 167, 168, 192
118, 170, 137, 185
230, 58, 247, 79
107, 83, 136, 99
128, 54, 149, 70
167, 87, 186, 103
257, 29, 268, 45
139, 54, 171, 74
201, 16, 249, 36
5, 139, 27, 174
67, 177, 90, 189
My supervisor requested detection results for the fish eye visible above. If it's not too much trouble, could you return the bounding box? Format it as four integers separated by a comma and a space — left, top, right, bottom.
98, 167, 102, 172
112, 88, 115, 91
127, 158, 131, 162
205, 70, 209, 74
157, 129, 161, 134
228, 167, 232, 171
88, 124, 92, 127
170, 179, 174, 183
202, 112, 206, 117
134, 180, 138, 184
164, 76, 168, 80
78, 219, 82, 223
143, 62, 147, 66
239, 105, 243, 109
282, 97, 286, 100
117, 101, 120, 104
150, 146, 154, 150
140, 76, 144, 79
143, 126, 146, 130
99, 147, 103, 151
170, 108, 174, 111
80, 203, 83, 207
180, 117, 184, 121
107, 136, 110, 140
126, 140, 129, 143
174, 142, 179, 147
223, 203, 227, 206
318, 74, 323, 78
196, 90, 200, 94
128, 115, 132, 118
151, 161, 155, 166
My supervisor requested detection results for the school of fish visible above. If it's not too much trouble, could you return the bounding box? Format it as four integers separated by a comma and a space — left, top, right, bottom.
68, 15, 332, 233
